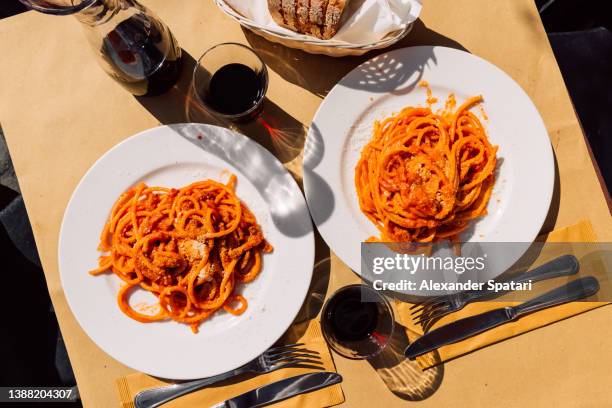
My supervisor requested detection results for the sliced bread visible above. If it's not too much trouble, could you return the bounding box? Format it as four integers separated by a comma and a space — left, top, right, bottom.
308, 0, 328, 37
296, 0, 311, 33
281, 0, 298, 31
322, 0, 350, 39
268, 0, 284, 27
268, 0, 349, 40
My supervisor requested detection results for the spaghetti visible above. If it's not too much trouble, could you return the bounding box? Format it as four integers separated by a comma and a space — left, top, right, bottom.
355, 91, 498, 242
90, 175, 272, 333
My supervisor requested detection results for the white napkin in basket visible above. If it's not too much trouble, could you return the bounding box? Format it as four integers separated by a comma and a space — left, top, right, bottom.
224, 0, 422, 44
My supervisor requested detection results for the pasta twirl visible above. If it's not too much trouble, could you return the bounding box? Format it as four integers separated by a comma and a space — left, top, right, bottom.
355, 93, 498, 242
90, 175, 272, 333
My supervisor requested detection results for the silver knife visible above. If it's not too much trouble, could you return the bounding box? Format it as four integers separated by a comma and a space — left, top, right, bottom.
210, 372, 342, 408
404, 276, 599, 360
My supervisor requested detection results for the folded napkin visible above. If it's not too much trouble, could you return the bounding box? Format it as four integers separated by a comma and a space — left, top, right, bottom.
116, 320, 344, 408
395, 219, 609, 369
224, 0, 422, 44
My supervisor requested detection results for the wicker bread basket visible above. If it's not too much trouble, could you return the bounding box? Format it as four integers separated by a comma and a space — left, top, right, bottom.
214, 0, 415, 57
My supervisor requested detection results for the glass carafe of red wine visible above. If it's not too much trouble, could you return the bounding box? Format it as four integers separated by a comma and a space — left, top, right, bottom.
19, 0, 182, 96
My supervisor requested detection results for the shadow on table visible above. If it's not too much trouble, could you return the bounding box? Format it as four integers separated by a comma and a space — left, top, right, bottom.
243, 19, 468, 98
293, 232, 333, 326
367, 322, 444, 401
242, 19, 468, 229
302, 121, 334, 226
168, 123, 312, 238
134, 50, 308, 177
541, 150, 561, 234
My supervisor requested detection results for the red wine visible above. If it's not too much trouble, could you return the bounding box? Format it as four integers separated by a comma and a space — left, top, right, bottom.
101, 13, 182, 96
323, 286, 379, 342
205, 63, 266, 116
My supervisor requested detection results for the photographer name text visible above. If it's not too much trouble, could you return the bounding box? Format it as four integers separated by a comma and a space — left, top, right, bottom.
372, 279, 533, 292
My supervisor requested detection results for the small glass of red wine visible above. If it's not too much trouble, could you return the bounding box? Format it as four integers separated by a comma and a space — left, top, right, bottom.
321, 284, 395, 359
192, 43, 268, 122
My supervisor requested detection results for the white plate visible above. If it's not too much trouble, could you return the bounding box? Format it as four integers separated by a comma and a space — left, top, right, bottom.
59, 124, 314, 379
304, 46, 554, 282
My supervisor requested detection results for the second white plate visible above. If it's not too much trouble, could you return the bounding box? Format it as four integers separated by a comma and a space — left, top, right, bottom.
304, 46, 554, 280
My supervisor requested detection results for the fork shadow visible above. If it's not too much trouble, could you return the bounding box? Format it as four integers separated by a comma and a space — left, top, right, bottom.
367, 322, 444, 401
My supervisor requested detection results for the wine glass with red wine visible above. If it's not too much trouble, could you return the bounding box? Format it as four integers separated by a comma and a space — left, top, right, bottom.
192, 43, 268, 123
321, 284, 395, 359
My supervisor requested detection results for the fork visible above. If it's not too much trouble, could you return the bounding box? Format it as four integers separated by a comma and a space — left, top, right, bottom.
409, 254, 579, 327
134, 343, 320, 408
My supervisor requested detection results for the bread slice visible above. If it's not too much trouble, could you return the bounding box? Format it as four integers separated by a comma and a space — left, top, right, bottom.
296, 0, 311, 33
268, 0, 348, 40
281, 0, 298, 31
322, 0, 350, 39
308, 0, 327, 37
268, 0, 284, 27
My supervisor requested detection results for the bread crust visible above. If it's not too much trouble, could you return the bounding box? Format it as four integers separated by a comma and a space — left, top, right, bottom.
308, 0, 327, 37
296, 0, 311, 33
268, 0, 284, 27
322, 0, 349, 39
281, 0, 298, 30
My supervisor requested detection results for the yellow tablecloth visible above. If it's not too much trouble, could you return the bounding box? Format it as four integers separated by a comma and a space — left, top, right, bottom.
0, 0, 611, 407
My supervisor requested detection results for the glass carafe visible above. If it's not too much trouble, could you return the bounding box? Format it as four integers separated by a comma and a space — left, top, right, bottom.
19, 0, 182, 96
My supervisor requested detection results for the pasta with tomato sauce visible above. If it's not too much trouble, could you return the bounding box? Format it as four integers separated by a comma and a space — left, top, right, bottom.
355, 91, 498, 242
90, 175, 272, 333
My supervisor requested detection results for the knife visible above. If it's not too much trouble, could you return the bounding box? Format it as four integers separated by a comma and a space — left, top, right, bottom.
405, 276, 600, 360
210, 371, 342, 408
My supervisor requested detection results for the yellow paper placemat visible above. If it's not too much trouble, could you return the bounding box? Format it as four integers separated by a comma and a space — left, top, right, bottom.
396, 219, 609, 368
115, 319, 343, 408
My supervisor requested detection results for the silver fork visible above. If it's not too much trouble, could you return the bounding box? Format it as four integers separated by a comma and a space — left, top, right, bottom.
134, 343, 320, 408
409, 254, 580, 327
